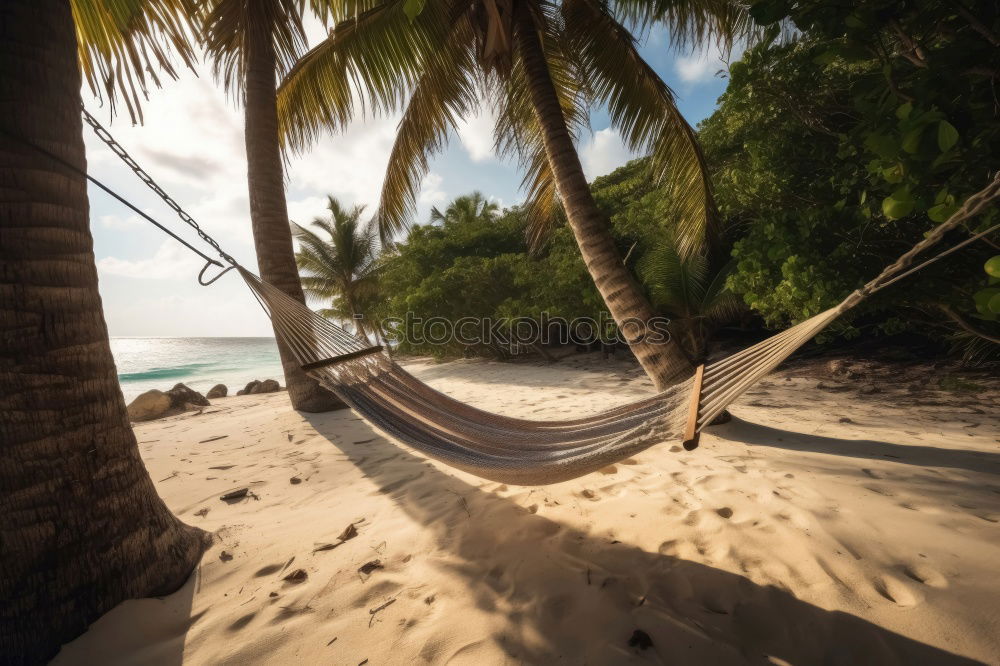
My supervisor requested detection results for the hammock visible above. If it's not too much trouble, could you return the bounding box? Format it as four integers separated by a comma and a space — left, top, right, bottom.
7, 109, 998, 485
237, 175, 1000, 484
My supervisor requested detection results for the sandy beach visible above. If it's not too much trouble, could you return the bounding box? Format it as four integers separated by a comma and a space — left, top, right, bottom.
52, 354, 1000, 665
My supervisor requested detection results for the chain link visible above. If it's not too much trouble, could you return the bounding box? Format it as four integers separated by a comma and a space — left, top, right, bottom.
81, 108, 237, 267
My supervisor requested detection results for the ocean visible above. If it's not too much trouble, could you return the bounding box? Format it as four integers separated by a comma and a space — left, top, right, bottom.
111, 337, 284, 403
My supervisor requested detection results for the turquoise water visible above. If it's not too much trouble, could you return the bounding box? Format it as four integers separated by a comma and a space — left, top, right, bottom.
111, 337, 284, 402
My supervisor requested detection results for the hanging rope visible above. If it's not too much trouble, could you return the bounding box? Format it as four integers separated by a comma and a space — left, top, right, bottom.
80, 107, 238, 284
0, 122, 224, 274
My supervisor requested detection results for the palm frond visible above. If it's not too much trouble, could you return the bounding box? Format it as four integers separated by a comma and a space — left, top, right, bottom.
277, 0, 456, 152
609, 0, 754, 52
637, 241, 706, 316
200, 0, 308, 99
562, 0, 718, 257
374, 11, 480, 239
72, 0, 198, 122
699, 259, 743, 321
292, 197, 383, 313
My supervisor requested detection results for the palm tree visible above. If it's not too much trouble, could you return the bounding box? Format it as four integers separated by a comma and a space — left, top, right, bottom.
637, 240, 742, 362
293, 196, 383, 342
1, 0, 208, 660
200, 0, 342, 412
276, 0, 747, 389
430, 190, 499, 226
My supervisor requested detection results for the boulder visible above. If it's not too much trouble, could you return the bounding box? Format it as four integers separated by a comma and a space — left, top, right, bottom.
167, 383, 210, 408
237, 380, 261, 396
251, 379, 281, 394
206, 384, 228, 399
127, 390, 172, 422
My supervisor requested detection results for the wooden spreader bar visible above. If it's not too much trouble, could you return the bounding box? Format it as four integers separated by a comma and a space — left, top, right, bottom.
301, 346, 384, 371
681, 364, 705, 451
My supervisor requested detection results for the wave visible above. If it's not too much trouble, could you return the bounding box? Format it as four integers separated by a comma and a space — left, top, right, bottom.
118, 362, 216, 382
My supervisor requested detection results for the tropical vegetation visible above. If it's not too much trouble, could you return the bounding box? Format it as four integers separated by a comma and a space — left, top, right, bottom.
293, 196, 382, 342
275, 0, 753, 388
2, 0, 999, 660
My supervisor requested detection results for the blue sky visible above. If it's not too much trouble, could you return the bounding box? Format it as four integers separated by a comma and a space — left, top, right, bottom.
86, 23, 734, 337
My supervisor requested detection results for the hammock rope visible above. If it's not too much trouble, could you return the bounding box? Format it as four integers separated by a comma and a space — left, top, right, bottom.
8, 108, 999, 484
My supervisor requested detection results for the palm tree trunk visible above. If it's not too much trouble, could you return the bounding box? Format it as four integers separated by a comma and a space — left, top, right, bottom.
244, 30, 344, 412
0, 1, 208, 661
514, 11, 692, 389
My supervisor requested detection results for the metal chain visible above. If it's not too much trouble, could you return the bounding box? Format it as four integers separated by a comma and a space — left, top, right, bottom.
81, 107, 238, 267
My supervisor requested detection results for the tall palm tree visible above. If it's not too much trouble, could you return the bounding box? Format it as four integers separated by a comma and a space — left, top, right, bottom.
200, 0, 342, 412
430, 190, 499, 226
1, 0, 208, 661
276, 0, 748, 389
293, 196, 383, 341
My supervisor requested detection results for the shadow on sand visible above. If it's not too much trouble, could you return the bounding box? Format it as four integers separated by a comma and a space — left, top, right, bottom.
303, 410, 981, 665
712, 416, 1000, 477
52, 568, 202, 666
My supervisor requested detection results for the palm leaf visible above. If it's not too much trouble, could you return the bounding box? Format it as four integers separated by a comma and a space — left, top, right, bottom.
375, 10, 480, 239
277, 0, 457, 152
610, 0, 754, 52
562, 0, 719, 257
200, 0, 309, 99
72, 0, 198, 122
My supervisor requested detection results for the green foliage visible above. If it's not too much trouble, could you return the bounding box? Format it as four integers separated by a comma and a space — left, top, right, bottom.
379, 201, 602, 357
700, 2, 1000, 350
381, 176, 744, 358
293, 196, 383, 341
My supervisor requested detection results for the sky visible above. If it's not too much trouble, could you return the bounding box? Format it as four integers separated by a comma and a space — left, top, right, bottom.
86, 20, 735, 337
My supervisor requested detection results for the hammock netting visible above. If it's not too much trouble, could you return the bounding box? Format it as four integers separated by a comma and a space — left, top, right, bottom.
235, 173, 999, 485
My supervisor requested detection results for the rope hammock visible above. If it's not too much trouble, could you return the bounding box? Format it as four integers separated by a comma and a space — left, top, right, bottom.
239, 179, 999, 485
7, 109, 998, 485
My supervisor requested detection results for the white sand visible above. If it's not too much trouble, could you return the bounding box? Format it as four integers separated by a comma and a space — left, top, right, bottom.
54, 355, 1000, 664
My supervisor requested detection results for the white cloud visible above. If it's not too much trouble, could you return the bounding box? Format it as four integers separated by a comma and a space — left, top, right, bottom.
98, 213, 143, 230
418, 172, 447, 206
287, 195, 332, 227
675, 49, 718, 83
674, 41, 746, 84
580, 128, 633, 180
97, 242, 203, 280
285, 114, 399, 211
456, 107, 496, 162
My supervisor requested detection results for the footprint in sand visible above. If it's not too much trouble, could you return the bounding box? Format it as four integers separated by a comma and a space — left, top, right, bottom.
581, 489, 599, 500
599, 465, 617, 475
715, 507, 734, 519
874, 575, 920, 607
254, 563, 284, 577
227, 612, 256, 632
862, 468, 885, 479
902, 563, 948, 588
899, 502, 943, 515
